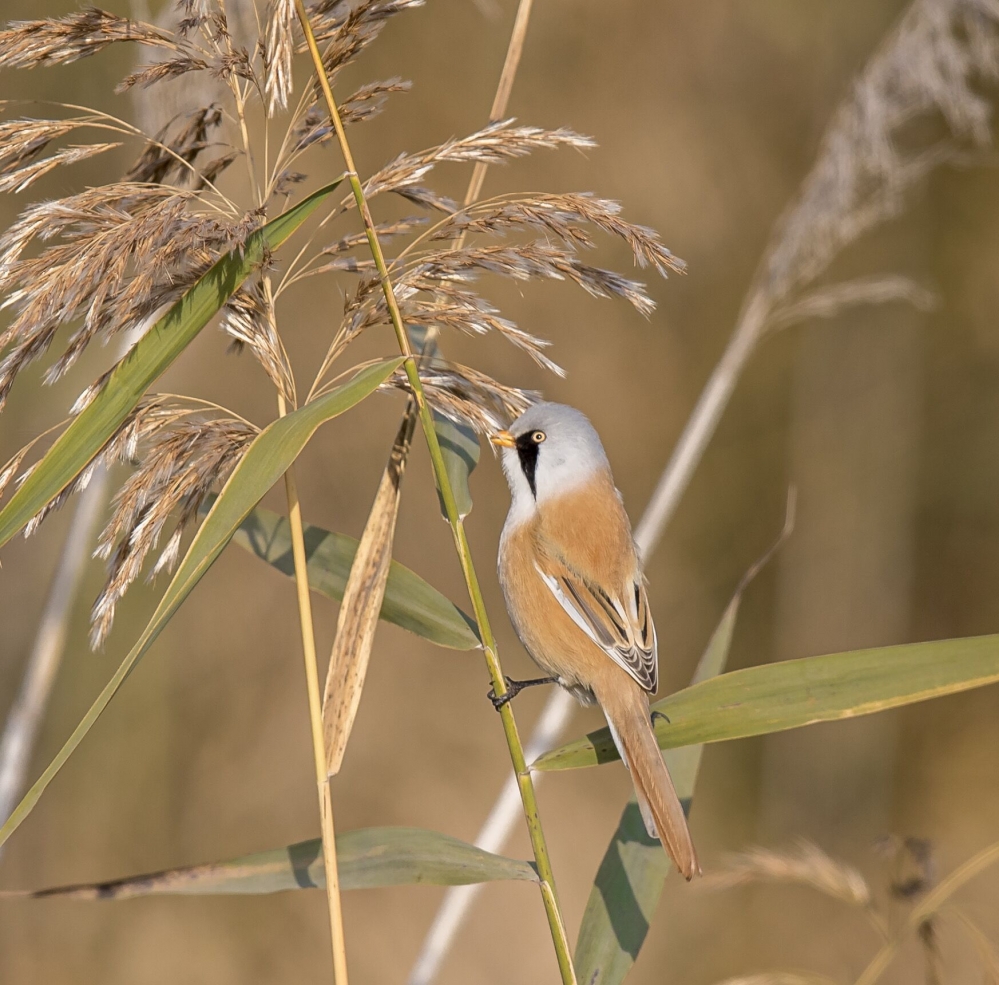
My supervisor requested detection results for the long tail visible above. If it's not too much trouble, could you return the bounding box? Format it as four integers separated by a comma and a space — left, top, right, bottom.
596, 676, 700, 880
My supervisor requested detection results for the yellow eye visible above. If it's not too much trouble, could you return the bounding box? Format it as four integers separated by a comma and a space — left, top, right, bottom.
532, 430, 546, 443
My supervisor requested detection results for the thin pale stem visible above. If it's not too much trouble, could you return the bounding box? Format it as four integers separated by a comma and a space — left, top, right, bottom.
0, 466, 110, 842
462, 0, 534, 210
216, 0, 261, 206
278, 391, 350, 985
293, 4, 576, 983
267, 265, 347, 984
632, 290, 771, 558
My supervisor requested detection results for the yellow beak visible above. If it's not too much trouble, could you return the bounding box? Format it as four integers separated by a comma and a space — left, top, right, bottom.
490, 430, 516, 448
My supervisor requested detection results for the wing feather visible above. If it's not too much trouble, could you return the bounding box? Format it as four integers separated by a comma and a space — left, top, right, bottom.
533, 556, 658, 693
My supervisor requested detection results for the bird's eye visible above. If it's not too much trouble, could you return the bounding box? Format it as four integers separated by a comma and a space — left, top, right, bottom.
532, 430, 546, 444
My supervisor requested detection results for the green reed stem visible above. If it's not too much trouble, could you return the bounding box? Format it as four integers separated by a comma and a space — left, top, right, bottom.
293, 5, 577, 982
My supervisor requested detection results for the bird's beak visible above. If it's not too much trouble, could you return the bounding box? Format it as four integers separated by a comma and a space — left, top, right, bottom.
490, 430, 516, 448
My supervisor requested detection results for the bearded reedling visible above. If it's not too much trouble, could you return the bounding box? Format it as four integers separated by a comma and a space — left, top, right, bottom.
492, 402, 698, 879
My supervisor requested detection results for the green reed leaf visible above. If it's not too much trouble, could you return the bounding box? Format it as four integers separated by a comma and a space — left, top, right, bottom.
433, 411, 479, 520
6, 827, 537, 900
0, 179, 343, 551
0, 358, 402, 851
535, 634, 999, 773
406, 325, 480, 519
574, 587, 742, 985
221, 503, 479, 650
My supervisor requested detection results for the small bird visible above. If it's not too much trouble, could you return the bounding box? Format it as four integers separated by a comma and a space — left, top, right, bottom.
491, 402, 699, 880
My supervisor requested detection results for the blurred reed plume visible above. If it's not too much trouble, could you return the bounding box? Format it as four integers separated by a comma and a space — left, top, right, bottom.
638, 0, 998, 543
704, 833, 999, 985
704, 840, 872, 910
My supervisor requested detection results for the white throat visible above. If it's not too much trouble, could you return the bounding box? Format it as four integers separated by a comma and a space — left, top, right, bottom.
499, 442, 603, 530
496, 401, 613, 533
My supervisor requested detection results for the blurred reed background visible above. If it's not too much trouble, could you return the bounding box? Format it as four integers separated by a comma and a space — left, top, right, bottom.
2, 0, 999, 983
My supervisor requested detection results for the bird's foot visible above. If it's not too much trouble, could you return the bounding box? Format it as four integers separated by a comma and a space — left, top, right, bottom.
651, 710, 671, 726
488, 676, 558, 711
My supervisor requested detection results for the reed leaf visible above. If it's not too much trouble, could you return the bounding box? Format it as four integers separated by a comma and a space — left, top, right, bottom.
0, 358, 402, 851
433, 411, 479, 520
3, 826, 538, 899
222, 504, 479, 650
324, 407, 417, 775
574, 547, 746, 984
534, 634, 999, 772
0, 180, 343, 551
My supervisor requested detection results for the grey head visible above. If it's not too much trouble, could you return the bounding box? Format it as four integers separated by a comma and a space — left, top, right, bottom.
496, 402, 611, 521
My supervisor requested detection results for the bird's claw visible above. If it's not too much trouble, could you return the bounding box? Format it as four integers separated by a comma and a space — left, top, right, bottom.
487, 676, 518, 711
487, 675, 557, 711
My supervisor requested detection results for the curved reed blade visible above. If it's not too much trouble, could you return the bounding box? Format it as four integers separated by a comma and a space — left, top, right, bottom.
534, 635, 999, 773
0, 358, 402, 851
221, 503, 479, 649
3, 826, 538, 900
0, 179, 343, 552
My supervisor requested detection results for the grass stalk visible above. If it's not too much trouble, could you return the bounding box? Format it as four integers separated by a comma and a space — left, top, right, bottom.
274, 376, 349, 983
292, 4, 577, 982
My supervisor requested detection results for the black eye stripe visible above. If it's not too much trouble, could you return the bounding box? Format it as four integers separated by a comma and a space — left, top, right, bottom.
515, 431, 540, 498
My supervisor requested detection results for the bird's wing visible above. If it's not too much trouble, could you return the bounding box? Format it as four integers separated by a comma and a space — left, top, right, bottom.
532, 551, 658, 693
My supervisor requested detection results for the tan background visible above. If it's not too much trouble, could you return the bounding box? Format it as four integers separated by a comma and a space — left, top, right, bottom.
2, 1, 999, 982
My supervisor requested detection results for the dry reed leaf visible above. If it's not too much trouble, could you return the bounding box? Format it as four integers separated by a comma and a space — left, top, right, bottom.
323, 407, 417, 775
703, 840, 871, 909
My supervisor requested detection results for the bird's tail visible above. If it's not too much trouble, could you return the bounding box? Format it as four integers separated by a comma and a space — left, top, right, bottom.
596, 676, 700, 880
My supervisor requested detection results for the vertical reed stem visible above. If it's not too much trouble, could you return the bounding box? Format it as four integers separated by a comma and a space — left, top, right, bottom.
281, 458, 350, 985
271, 274, 348, 984
292, 5, 576, 982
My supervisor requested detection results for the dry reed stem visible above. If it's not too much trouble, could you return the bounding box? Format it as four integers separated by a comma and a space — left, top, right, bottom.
278, 389, 351, 985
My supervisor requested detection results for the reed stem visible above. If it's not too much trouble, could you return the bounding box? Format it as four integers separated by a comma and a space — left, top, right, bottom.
276, 378, 349, 982
293, 4, 576, 982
